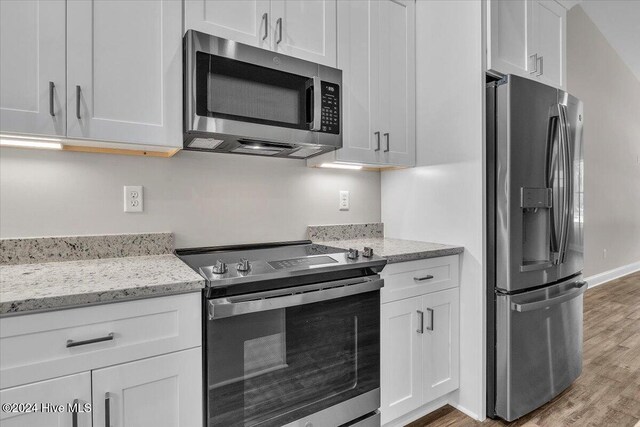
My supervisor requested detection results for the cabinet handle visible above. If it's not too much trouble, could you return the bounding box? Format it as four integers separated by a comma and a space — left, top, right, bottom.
49, 82, 55, 117
75, 85, 82, 119
537, 56, 544, 76
276, 17, 283, 44
426, 308, 434, 331
66, 332, 114, 348
374, 131, 380, 151
105, 392, 111, 427
71, 399, 78, 427
413, 275, 434, 282
383, 132, 390, 152
529, 54, 538, 74
262, 13, 268, 40
417, 310, 424, 334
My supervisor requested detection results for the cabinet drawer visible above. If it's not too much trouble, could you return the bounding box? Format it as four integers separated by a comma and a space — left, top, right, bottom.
0, 293, 201, 389
381, 255, 459, 304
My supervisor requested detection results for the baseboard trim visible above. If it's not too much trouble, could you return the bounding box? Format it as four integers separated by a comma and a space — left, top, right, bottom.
382, 394, 451, 427
448, 402, 480, 421
585, 261, 640, 289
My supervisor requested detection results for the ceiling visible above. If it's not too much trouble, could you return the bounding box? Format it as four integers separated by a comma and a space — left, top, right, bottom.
576, 0, 640, 81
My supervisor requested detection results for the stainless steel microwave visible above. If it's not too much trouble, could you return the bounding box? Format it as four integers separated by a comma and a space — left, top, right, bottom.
183, 30, 342, 159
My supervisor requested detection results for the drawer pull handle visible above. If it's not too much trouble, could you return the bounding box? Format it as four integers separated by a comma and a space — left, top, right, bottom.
413, 275, 434, 282
66, 332, 114, 348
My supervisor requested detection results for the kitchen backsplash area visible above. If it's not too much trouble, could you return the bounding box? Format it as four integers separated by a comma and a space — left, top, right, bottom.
0, 148, 381, 248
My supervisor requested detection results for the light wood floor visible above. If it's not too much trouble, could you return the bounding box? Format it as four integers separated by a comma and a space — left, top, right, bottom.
408, 271, 640, 427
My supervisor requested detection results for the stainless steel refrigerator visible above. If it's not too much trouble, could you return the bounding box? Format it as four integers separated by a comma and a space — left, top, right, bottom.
486, 75, 586, 421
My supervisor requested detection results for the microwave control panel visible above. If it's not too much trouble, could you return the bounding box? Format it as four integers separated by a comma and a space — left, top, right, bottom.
320, 82, 340, 134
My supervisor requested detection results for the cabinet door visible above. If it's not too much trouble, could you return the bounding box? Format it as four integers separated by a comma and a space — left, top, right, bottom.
92, 348, 202, 427
334, 0, 382, 165
270, 0, 337, 67
422, 288, 460, 402
529, 0, 566, 89
378, 0, 416, 167
66, 0, 182, 148
185, 0, 271, 50
487, 0, 531, 78
0, 0, 65, 137
0, 372, 91, 427
380, 297, 423, 424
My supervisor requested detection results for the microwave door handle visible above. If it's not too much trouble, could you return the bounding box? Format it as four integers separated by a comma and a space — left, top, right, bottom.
310, 76, 322, 131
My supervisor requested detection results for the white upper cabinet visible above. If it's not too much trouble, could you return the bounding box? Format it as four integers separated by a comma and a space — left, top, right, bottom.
186, 0, 337, 67
327, 0, 381, 165
487, 0, 529, 77
184, 0, 272, 50
529, 0, 566, 89
487, 0, 566, 89
307, 0, 416, 168
379, 0, 416, 166
270, 0, 337, 67
0, 0, 66, 137
66, 0, 182, 147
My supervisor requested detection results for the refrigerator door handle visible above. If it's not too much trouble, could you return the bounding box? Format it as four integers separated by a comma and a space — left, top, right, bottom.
546, 106, 561, 256
558, 104, 573, 264
511, 281, 587, 312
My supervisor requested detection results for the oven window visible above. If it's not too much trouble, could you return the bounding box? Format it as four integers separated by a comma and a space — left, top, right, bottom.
196, 52, 312, 130
206, 291, 379, 427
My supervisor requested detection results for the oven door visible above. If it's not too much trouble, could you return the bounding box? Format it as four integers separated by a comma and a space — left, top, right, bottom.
205, 276, 382, 427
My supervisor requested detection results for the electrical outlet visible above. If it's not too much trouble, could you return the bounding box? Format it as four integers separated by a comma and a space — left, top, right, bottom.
124, 186, 143, 213
339, 190, 350, 211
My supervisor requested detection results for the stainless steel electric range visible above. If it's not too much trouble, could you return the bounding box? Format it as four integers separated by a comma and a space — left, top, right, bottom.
176, 240, 387, 427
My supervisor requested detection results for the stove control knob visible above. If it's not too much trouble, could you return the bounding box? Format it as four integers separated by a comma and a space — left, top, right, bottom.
236, 258, 251, 272
347, 248, 359, 260
212, 259, 227, 274
362, 247, 374, 258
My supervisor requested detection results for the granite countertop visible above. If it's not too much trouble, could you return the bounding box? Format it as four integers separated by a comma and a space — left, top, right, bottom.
313, 237, 463, 264
0, 254, 205, 316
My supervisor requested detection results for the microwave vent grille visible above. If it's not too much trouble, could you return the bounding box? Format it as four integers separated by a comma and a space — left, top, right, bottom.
188, 138, 224, 150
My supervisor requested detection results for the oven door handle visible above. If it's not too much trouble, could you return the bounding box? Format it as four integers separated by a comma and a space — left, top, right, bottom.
208, 277, 383, 319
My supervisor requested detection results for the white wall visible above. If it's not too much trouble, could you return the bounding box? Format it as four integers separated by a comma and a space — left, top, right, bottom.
567, 5, 640, 277
0, 148, 381, 248
381, 0, 485, 420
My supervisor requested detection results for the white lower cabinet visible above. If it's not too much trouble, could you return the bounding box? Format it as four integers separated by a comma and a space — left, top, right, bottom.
92, 348, 202, 427
380, 257, 460, 425
0, 293, 203, 427
0, 372, 91, 427
381, 297, 423, 422
422, 289, 460, 402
